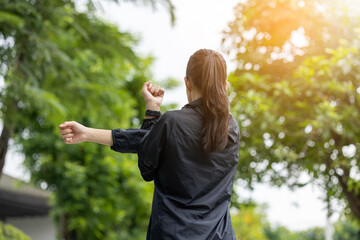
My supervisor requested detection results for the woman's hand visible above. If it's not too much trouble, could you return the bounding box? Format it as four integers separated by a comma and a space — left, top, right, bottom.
141, 81, 165, 111
59, 121, 88, 144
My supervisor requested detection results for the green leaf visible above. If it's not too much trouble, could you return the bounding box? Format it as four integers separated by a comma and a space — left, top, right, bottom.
0, 11, 24, 28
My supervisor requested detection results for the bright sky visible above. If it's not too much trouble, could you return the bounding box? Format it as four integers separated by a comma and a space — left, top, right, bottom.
2, 0, 344, 232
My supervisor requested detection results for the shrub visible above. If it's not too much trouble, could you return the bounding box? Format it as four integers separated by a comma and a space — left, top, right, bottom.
0, 222, 31, 240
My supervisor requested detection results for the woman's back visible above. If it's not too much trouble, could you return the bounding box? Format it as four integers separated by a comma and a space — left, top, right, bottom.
140, 98, 240, 240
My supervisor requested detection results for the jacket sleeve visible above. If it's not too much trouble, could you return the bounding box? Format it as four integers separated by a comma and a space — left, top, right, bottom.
137, 113, 169, 181
110, 128, 149, 153
110, 113, 161, 153
140, 116, 161, 130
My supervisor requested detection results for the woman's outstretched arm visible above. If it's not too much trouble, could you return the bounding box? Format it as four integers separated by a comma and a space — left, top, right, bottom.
59, 121, 113, 146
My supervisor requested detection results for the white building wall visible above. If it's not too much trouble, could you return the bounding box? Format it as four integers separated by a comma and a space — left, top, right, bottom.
7, 215, 57, 240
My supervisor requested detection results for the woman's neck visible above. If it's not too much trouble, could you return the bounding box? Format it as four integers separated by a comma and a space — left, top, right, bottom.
188, 91, 202, 103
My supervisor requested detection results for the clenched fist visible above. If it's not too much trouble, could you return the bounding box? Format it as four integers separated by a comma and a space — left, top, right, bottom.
59, 121, 88, 144
141, 81, 165, 111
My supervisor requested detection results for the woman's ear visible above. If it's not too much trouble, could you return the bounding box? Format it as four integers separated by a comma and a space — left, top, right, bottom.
226, 81, 229, 89
184, 76, 192, 92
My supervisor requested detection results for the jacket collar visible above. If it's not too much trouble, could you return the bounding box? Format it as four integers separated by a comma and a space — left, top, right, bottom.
182, 97, 203, 109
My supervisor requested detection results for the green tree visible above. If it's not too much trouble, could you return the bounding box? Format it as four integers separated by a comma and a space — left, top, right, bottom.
0, 0, 175, 178
224, 0, 360, 221
264, 225, 294, 240
233, 204, 359, 240
222, 0, 357, 78
0, 0, 176, 239
231, 205, 268, 239
232, 204, 326, 240
296, 227, 324, 240
334, 217, 360, 240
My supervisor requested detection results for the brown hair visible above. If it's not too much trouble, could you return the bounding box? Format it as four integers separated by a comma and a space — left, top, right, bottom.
186, 49, 230, 152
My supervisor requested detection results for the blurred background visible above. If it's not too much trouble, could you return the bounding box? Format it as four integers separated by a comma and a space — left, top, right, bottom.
0, 0, 359, 239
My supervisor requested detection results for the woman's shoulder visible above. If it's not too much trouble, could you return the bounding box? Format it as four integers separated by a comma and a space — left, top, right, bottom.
229, 113, 239, 130
161, 108, 196, 121
228, 113, 240, 143
160, 108, 203, 136
159, 110, 179, 121
155, 110, 182, 127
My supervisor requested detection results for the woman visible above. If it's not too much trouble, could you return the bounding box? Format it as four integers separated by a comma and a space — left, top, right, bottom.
59, 49, 240, 239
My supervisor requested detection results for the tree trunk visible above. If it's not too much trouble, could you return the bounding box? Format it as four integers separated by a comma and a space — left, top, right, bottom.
0, 122, 11, 178
61, 214, 76, 240
335, 170, 360, 221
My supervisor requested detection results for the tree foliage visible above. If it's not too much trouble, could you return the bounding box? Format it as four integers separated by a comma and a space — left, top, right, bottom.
0, 222, 31, 240
232, 205, 360, 240
231, 205, 268, 240
224, 0, 360, 221
222, 0, 357, 78
334, 217, 360, 240
0, 0, 176, 239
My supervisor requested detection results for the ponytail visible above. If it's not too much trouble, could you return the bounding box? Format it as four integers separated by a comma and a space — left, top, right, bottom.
186, 49, 230, 152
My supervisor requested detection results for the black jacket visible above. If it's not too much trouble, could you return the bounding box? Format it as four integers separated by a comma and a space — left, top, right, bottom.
110, 98, 240, 240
